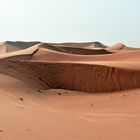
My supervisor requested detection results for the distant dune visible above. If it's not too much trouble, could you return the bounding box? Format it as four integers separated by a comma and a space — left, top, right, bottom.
50, 41, 108, 48
0, 41, 140, 92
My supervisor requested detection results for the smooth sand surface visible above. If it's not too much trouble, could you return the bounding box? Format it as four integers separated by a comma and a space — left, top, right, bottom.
0, 74, 140, 140
0, 41, 140, 139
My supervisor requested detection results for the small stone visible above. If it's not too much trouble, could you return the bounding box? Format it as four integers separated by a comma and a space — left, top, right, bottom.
58, 93, 61, 95
0, 130, 3, 132
19, 97, 24, 101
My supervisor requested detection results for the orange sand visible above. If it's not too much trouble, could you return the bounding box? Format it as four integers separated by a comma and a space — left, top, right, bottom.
0, 41, 140, 140
0, 42, 140, 92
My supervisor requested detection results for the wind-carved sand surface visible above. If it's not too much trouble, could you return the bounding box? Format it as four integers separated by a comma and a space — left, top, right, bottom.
0, 41, 140, 92
0, 41, 140, 140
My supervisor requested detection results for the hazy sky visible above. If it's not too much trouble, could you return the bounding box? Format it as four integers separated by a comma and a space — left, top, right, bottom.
0, 0, 139, 46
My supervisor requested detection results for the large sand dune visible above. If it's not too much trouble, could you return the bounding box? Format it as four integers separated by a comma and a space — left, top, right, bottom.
1, 41, 140, 140
0, 41, 140, 92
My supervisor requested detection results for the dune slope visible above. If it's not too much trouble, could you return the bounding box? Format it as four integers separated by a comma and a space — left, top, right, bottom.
0, 41, 140, 92
1, 41, 140, 139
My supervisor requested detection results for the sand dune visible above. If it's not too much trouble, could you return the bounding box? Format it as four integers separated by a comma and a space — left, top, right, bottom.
107, 43, 140, 52
40, 43, 111, 55
31, 44, 140, 61
1, 41, 140, 140
3, 41, 40, 52
0, 41, 140, 92
50, 41, 108, 48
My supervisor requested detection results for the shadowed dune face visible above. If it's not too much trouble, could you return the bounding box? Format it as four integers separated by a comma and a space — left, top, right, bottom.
30, 44, 140, 62
37, 43, 112, 55
0, 41, 140, 93
50, 41, 108, 48
0, 59, 140, 92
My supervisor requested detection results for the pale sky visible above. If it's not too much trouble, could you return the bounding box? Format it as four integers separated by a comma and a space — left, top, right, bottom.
0, 0, 139, 47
